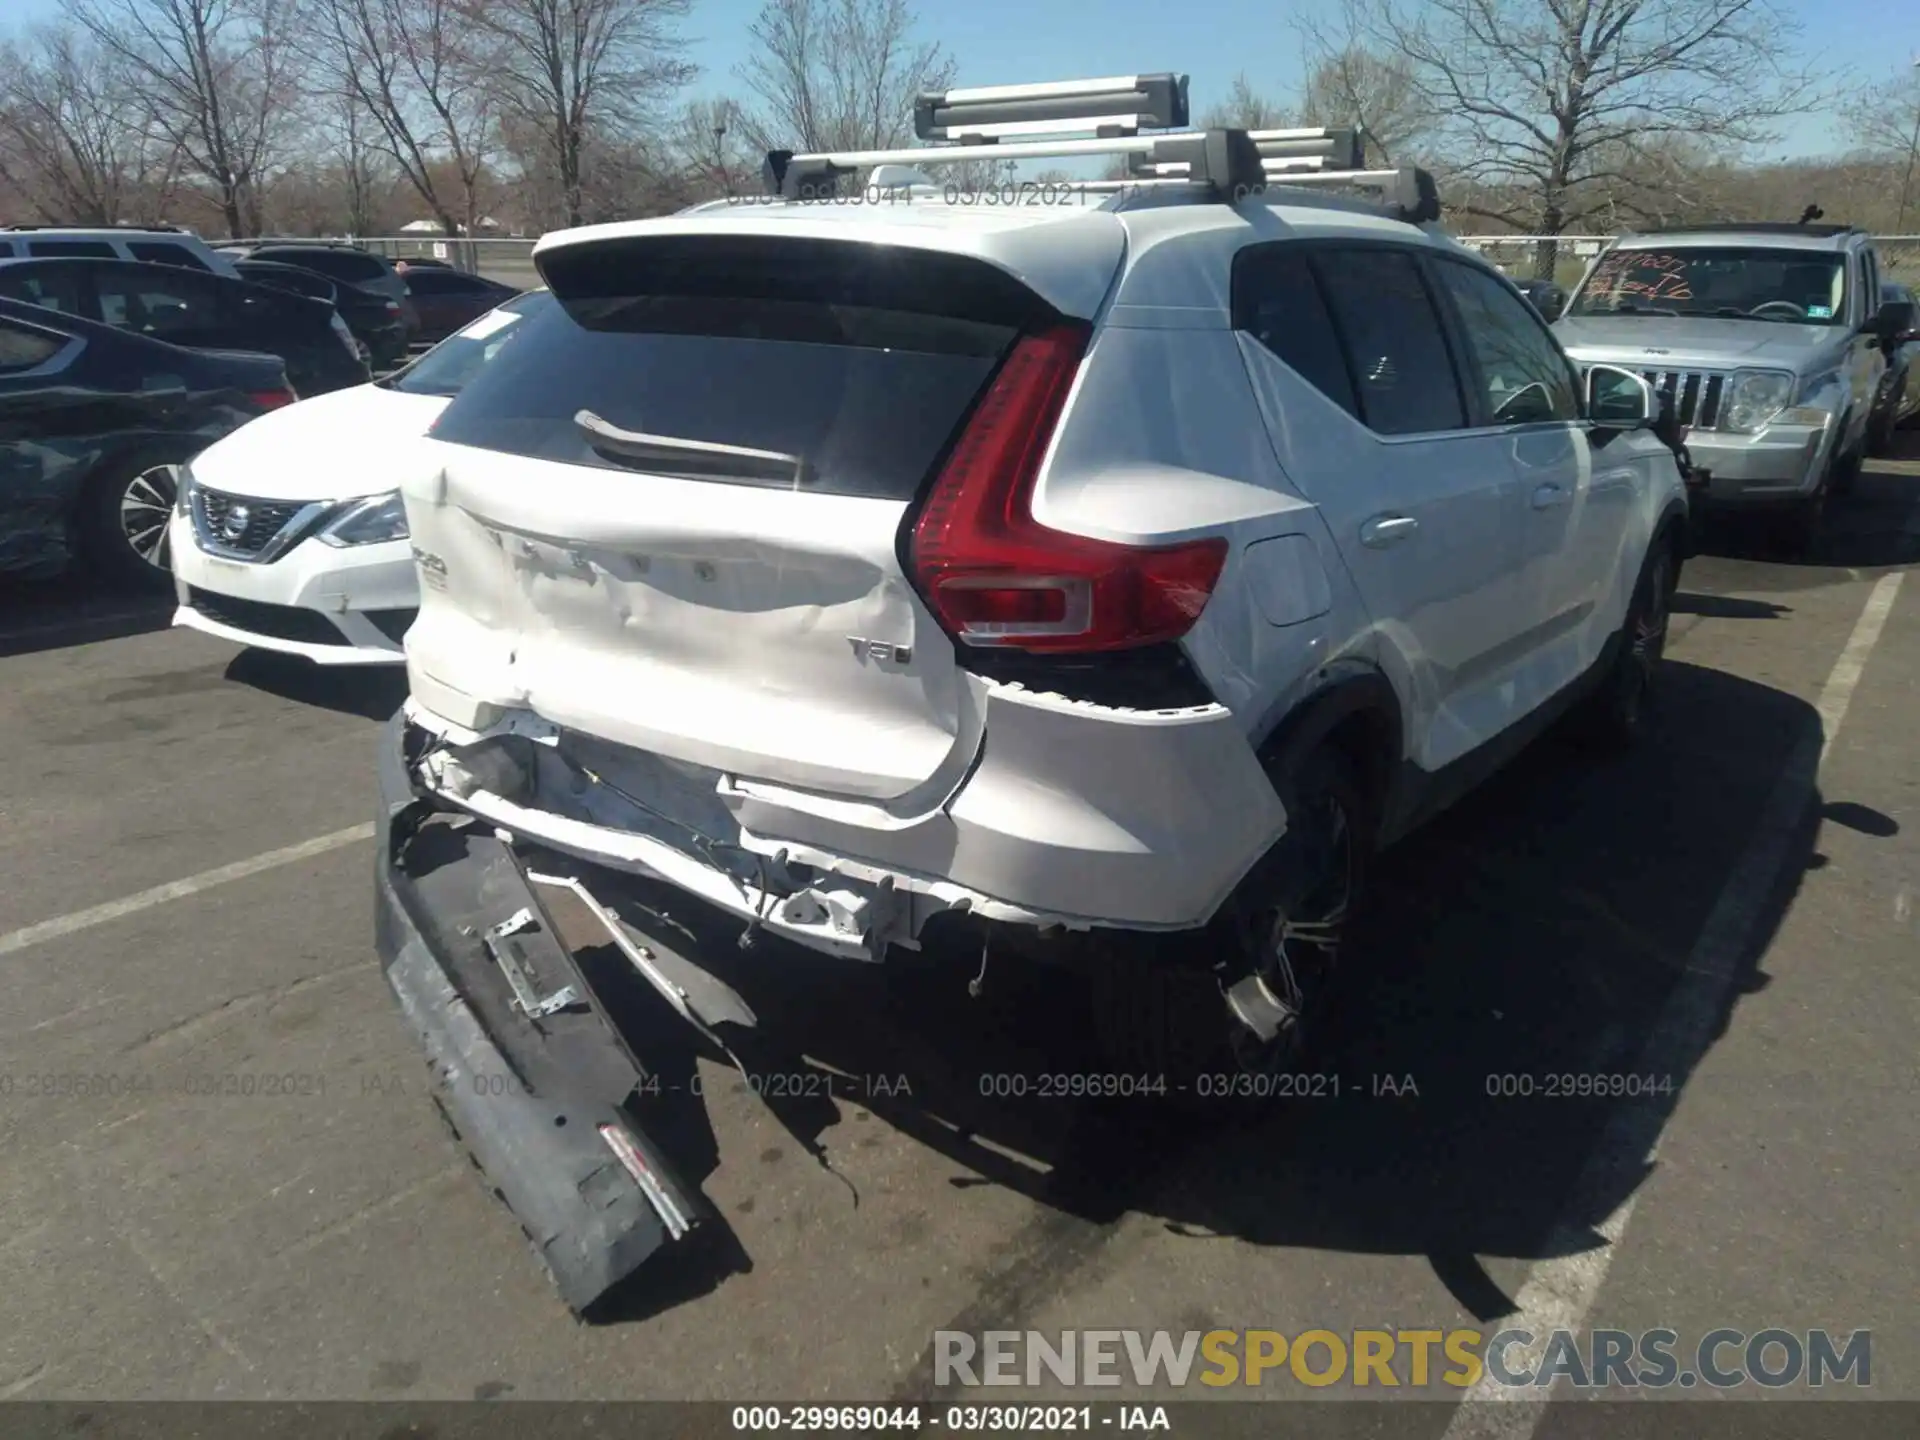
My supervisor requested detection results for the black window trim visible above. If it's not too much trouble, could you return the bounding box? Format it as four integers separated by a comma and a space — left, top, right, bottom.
1418, 250, 1586, 433
1232, 236, 1482, 439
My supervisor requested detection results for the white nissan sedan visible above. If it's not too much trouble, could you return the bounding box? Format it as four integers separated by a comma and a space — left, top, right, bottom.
170, 289, 552, 663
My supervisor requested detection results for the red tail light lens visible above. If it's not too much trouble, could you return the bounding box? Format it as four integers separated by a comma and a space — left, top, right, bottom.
247, 387, 297, 411
908, 323, 1228, 653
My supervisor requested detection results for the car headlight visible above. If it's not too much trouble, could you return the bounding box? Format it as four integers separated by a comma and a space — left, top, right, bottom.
318, 491, 408, 547
1720, 370, 1797, 433
175, 461, 195, 517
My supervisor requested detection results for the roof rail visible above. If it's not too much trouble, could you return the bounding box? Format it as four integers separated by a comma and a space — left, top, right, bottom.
1632, 221, 1864, 238
0, 222, 190, 233
761, 73, 1442, 224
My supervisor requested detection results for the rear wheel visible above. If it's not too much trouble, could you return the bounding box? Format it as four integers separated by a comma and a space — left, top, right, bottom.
1087, 745, 1372, 1094
79, 451, 185, 592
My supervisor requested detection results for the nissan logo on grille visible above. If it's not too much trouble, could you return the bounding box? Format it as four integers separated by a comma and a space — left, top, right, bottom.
222, 504, 251, 542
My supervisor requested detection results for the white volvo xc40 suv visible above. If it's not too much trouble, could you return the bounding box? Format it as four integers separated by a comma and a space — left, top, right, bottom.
368, 78, 1688, 1313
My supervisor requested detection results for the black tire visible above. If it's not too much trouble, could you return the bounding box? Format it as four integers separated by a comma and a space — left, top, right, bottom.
1827, 437, 1858, 499
1866, 402, 1899, 460
1087, 745, 1372, 1094
1573, 539, 1674, 750
77, 447, 190, 592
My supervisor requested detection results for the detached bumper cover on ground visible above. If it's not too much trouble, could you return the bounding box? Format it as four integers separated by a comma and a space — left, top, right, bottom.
372, 711, 708, 1313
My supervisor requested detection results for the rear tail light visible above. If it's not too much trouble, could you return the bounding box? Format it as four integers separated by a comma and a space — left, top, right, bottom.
247, 387, 297, 411
384, 300, 401, 313
908, 323, 1228, 653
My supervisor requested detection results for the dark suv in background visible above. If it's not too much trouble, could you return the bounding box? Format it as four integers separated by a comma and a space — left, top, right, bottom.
216, 242, 420, 357
0, 256, 370, 399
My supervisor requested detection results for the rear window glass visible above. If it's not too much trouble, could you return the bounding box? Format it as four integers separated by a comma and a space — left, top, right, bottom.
129, 242, 210, 271
388, 291, 555, 397
267, 248, 387, 282
431, 239, 1041, 500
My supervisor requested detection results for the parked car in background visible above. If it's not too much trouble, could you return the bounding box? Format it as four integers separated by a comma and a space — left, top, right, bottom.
0, 224, 242, 277
1869, 280, 1919, 443
0, 256, 369, 401
399, 266, 521, 344
216, 242, 420, 344
1555, 223, 1910, 546
0, 295, 294, 587
171, 288, 554, 662
233, 258, 410, 370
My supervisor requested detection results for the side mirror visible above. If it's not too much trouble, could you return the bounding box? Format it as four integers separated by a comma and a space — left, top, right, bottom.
1585, 363, 1655, 426
1873, 299, 1917, 343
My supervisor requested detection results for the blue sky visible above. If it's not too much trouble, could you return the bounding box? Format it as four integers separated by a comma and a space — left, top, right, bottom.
8, 0, 1911, 159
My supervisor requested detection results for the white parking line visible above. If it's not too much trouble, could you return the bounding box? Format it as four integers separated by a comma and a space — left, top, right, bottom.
0, 823, 376, 959
1441, 570, 1905, 1440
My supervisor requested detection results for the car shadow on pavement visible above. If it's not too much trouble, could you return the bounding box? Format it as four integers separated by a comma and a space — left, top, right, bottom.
561, 658, 1844, 1334
1691, 455, 1920, 570
222, 648, 410, 720
0, 575, 173, 659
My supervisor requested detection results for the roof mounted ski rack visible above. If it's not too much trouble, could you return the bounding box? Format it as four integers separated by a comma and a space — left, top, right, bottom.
759, 72, 1443, 224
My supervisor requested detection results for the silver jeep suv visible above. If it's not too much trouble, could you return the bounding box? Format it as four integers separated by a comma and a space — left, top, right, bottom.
1555, 223, 1916, 541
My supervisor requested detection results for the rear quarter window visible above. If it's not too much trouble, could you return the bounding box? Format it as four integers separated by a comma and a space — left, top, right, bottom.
431, 239, 1046, 501
0, 319, 65, 373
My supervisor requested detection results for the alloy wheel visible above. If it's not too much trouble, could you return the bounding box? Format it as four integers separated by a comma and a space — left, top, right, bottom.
120, 464, 180, 573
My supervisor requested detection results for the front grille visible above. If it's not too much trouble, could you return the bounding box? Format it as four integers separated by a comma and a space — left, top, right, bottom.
1640, 370, 1726, 430
192, 487, 312, 558
1584, 366, 1726, 430
187, 587, 350, 646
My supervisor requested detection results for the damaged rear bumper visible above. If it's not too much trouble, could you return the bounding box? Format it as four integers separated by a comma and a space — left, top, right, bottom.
373, 711, 710, 1314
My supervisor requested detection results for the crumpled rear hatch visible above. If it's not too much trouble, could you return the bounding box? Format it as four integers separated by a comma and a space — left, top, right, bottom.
402, 229, 1120, 805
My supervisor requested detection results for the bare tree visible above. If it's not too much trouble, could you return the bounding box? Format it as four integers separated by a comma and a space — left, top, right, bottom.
1200, 73, 1294, 130
74, 0, 301, 238
464, 0, 695, 228
1332, 0, 1827, 272
1294, 46, 1432, 166
667, 96, 757, 199
304, 0, 497, 236
1843, 63, 1920, 231
0, 24, 172, 224
736, 0, 1020, 193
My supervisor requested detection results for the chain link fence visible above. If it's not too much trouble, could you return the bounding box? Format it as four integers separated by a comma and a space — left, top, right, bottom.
338, 231, 1920, 293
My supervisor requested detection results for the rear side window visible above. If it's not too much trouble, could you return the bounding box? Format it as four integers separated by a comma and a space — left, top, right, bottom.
402, 269, 483, 294
129, 241, 211, 271
432, 237, 1049, 500
0, 268, 85, 314
1313, 249, 1468, 436
1233, 245, 1359, 419
0, 319, 64, 373
270, 248, 387, 283
26, 240, 115, 258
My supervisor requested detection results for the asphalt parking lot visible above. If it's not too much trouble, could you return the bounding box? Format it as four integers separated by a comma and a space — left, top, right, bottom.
2, 441, 1918, 1424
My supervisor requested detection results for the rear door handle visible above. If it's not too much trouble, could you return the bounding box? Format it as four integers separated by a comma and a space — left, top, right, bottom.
1360, 514, 1419, 548
1531, 483, 1569, 509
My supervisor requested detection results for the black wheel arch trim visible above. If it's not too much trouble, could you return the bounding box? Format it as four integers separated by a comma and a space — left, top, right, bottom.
1252, 664, 1405, 830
